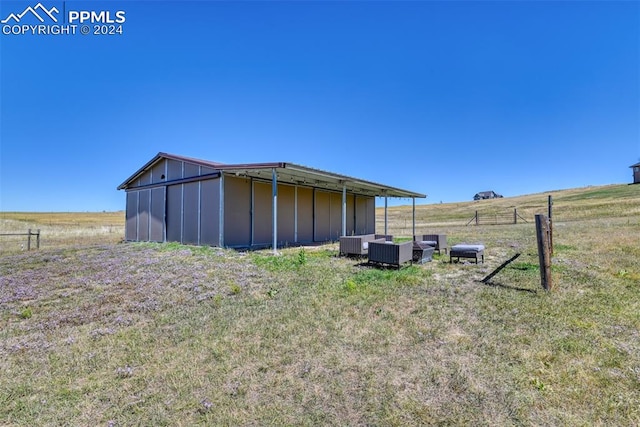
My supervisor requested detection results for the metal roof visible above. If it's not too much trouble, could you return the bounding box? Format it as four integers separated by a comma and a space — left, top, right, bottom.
118, 152, 426, 199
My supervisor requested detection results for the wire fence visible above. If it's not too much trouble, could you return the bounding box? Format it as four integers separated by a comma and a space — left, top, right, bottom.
466, 209, 529, 226
0, 229, 40, 251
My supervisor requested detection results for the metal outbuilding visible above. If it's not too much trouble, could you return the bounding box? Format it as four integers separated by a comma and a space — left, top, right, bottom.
117, 152, 426, 249
631, 162, 640, 184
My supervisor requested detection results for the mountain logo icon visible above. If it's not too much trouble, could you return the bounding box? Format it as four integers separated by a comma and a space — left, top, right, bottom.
1, 3, 59, 24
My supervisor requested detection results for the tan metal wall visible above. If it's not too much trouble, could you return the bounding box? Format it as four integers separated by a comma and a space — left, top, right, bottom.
253, 181, 272, 246
125, 159, 377, 247
355, 196, 375, 235
224, 176, 251, 247
296, 187, 314, 243
315, 190, 331, 241
329, 192, 342, 241
345, 194, 355, 236
277, 184, 296, 245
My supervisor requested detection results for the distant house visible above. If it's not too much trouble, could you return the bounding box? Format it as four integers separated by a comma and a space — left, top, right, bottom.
630, 162, 640, 184
473, 191, 503, 201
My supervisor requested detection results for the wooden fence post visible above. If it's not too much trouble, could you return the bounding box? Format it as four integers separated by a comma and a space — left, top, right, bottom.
514, 208, 517, 224
475, 210, 479, 226
548, 195, 553, 255
27, 228, 31, 251
36, 229, 40, 249
535, 214, 552, 291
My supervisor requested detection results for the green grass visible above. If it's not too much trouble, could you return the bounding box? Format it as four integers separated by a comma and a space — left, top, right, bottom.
1, 184, 640, 425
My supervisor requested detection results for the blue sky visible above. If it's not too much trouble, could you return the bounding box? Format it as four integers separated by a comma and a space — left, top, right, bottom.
1, 0, 638, 211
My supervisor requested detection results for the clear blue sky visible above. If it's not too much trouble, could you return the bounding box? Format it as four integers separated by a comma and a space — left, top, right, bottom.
1, 0, 638, 211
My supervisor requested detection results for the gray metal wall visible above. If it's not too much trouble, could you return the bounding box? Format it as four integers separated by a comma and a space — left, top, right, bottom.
124, 159, 376, 248
165, 179, 220, 246
200, 179, 220, 246
125, 158, 221, 246
150, 187, 165, 242
125, 192, 137, 241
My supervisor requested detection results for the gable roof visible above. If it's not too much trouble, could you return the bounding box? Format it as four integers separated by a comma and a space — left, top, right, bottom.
118, 152, 426, 199
475, 191, 498, 197
630, 162, 640, 168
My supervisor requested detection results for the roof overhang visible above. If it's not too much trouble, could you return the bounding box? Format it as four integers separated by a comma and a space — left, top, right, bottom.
118, 153, 426, 199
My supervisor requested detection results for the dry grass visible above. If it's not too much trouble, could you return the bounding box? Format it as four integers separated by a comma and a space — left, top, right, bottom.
379, 183, 640, 232
1, 184, 639, 425
0, 212, 124, 253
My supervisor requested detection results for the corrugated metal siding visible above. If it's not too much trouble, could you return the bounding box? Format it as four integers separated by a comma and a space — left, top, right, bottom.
200, 179, 220, 246
125, 192, 138, 240
138, 190, 150, 241
277, 184, 295, 245
151, 160, 166, 184
183, 182, 200, 244
150, 187, 165, 242
355, 196, 368, 235
297, 187, 313, 243
253, 181, 272, 246
224, 176, 251, 247
346, 194, 355, 236
166, 184, 182, 243
138, 171, 151, 187
167, 159, 182, 180
329, 192, 342, 241
315, 190, 331, 241
184, 163, 199, 179
122, 155, 384, 247
365, 197, 375, 234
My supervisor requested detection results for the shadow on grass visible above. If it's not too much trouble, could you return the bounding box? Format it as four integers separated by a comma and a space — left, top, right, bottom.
355, 261, 408, 270
478, 279, 537, 294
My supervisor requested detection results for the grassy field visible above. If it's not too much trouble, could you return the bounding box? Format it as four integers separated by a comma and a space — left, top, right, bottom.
1, 184, 639, 425
0, 212, 124, 252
